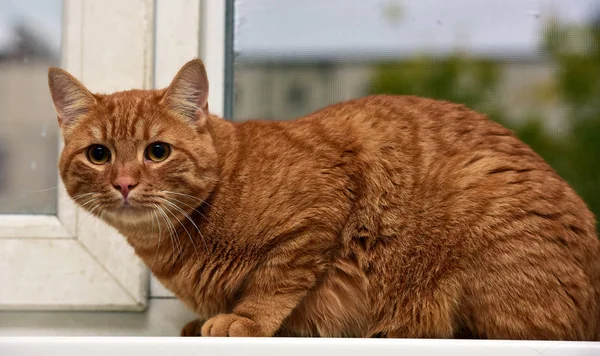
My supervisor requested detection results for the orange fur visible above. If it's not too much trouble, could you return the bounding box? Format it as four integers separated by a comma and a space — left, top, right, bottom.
49, 59, 600, 339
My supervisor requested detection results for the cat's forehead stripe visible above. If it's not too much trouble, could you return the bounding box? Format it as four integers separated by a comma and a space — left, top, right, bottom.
135, 118, 145, 139
103, 120, 113, 141
87, 92, 167, 142
104, 96, 145, 139
90, 127, 103, 141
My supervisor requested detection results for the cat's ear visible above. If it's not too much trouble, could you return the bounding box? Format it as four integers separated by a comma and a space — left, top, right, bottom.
48, 67, 96, 129
161, 59, 209, 126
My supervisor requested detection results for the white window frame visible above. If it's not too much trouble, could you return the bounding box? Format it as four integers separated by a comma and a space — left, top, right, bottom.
0, 0, 153, 310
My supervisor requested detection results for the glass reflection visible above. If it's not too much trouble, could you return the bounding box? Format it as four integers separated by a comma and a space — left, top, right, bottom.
233, 0, 600, 231
0, 0, 62, 214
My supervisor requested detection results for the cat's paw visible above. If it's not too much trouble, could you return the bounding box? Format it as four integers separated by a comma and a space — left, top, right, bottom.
181, 319, 204, 336
201, 313, 265, 337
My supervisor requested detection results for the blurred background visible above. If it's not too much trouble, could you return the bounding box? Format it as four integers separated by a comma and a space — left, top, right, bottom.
232, 0, 600, 232
0, 0, 61, 214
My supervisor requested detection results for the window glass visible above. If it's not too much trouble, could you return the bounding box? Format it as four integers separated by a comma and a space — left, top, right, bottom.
232, 0, 600, 228
0, 0, 62, 214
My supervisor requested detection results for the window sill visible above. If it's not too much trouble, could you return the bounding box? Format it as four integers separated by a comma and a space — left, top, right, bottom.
1, 336, 598, 356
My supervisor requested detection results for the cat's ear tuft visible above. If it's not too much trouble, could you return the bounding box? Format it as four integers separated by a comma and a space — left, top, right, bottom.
48, 67, 96, 129
161, 59, 209, 126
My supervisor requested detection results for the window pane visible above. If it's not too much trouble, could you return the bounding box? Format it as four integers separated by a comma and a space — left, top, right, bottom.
0, 0, 62, 214
232, 0, 600, 228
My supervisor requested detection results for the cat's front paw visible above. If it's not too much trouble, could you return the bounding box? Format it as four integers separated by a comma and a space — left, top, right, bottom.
201, 313, 265, 337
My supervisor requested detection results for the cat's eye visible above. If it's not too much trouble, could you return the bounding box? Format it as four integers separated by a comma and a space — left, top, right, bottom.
145, 142, 171, 162
86, 144, 111, 165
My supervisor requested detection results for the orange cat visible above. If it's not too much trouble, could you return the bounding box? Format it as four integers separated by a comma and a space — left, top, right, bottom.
48, 59, 600, 340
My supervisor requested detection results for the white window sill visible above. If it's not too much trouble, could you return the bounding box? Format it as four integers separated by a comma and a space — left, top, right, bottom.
0, 337, 598, 356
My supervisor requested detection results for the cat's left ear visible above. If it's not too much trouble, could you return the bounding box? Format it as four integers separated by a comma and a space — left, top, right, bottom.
161, 59, 209, 126
48, 67, 96, 130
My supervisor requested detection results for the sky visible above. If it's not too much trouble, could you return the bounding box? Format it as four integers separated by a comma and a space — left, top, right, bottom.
0, 0, 599, 60
235, 0, 600, 60
0, 0, 61, 53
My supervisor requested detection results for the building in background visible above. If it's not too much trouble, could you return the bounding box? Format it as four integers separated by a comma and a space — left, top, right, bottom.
234, 55, 561, 131
0, 19, 59, 214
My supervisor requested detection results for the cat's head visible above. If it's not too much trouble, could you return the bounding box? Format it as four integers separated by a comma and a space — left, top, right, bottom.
48, 59, 218, 228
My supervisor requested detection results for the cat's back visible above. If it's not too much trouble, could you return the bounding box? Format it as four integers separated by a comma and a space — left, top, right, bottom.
300, 94, 536, 162
237, 94, 597, 243
236, 93, 597, 264
306, 94, 598, 247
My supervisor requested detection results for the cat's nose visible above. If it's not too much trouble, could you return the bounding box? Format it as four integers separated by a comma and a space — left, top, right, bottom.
113, 176, 138, 199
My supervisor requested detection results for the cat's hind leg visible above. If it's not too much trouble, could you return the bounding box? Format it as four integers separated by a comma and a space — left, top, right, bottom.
463, 243, 595, 340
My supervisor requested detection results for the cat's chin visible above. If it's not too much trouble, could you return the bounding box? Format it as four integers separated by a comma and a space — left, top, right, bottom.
101, 205, 155, 227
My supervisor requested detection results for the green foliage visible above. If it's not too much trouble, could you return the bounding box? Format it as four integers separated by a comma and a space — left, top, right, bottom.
371, 55, 500, 110
370, 20, 600, 230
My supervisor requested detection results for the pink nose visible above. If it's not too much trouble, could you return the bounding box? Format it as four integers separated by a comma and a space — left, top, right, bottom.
113, 176, 138, 199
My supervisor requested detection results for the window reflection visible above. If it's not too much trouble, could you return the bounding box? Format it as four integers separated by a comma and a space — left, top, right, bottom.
233, 0, 600, 230
0, 0, 62, 214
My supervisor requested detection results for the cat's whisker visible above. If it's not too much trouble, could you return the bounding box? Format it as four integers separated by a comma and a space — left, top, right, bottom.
150, 209, 162, 270
161, 194, 210, 223
76, 198, 101, 220
154, 204, 182, 262
158, 195, 210, 252
71, 192, 96, 202
79, 203, 102, 228
157, 198, 200, 257
157, 197, 206, 254
162, 190, 204, 203
72, 192, 95, 197
162, 190, 224, 219
164, 195, 206, 217
161, 191, 211, 219
192, 197, 219, 214
161, 205, 181, 256
152, 204, 176, 263
77, 196, 104, 213
71, 194, 98, 210
72, 197, 100, 229
77, 196, 98, 207
21, 186, 59, 193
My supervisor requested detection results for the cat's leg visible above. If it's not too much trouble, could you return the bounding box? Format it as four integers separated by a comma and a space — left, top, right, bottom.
464, 245, 594, 340
200, 252, 321, 337
200, 285, 310, 337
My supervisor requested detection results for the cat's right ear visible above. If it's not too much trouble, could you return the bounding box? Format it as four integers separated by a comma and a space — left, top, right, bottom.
161, 59, 210, 127
48, 67, 96, 130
